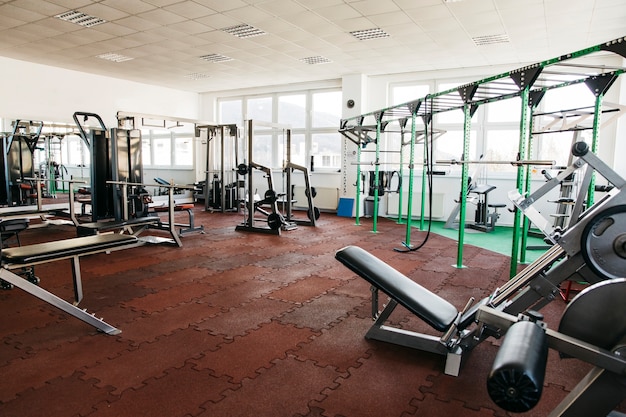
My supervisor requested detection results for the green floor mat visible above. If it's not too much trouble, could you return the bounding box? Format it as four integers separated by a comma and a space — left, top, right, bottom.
398, 219, 549, 264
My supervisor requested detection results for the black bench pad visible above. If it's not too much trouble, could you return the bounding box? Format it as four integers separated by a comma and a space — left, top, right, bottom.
336, 245, 458, 332
2, 234, 138, 264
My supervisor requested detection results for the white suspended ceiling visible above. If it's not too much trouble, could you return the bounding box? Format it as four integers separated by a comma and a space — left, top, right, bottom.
0, 0, 624, 93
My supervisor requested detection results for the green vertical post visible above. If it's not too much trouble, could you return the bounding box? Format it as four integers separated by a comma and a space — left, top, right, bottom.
403, 108, 418, 248
510, 87, 531, 277
419, 121, 428, 231
587, 94, 603, 207
371, 114, 382, 233
355, 142, 362, 226
520, 104, 537, 264
455, 104, 472, 269
396, 119, 406, 224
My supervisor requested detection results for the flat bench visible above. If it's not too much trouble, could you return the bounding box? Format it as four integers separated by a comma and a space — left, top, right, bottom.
1, 233, 142, 335
336, 245, 483, 376
76, 216, 161, 237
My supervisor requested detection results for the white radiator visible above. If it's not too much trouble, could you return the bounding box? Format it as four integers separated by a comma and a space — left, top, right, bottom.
293, 186, 339, 211
386, 192, 445, 218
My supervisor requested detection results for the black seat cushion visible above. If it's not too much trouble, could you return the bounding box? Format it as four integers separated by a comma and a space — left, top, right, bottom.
336, 246, 458, 332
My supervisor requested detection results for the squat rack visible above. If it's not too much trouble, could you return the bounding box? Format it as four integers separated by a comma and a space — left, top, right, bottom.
339, 36, 626, 274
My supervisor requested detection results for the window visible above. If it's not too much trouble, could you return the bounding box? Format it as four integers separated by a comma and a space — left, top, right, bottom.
485, 130, 520, 173
142, 136, 152, 166
390, 84, 430, 106
217, 88, 343, 171
312, 91, 341, 127
220, 99, 242, 125
311, 132, 342, 169
278, 94, 306, 128
152, 136, 171, 166
247, 96, 272, 121
174, 136, 193, 166
141, 129, 195, 168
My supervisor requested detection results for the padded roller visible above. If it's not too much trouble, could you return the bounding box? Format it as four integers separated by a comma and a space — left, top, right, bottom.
487, 320, 548, 413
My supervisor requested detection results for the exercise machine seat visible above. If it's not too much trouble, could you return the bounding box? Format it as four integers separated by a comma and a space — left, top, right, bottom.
336, 245, 458, 332
2, 234, 138, 264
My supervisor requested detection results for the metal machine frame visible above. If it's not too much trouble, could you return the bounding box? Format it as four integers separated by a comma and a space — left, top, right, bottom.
338, 141, 626, 380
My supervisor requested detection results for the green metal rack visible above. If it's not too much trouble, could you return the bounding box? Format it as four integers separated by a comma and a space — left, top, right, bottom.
339, 36, 626, 274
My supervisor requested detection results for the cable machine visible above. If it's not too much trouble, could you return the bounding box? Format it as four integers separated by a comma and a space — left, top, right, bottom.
73, 112, 144, 222
200, 124, 240, 212
0, 120, 43, 207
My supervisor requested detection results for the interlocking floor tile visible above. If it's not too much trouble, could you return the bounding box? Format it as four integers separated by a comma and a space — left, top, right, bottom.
2, 211, 621, 416
190, 321, 315, 383
198, 355, 339, 417
89, 363, 236, 417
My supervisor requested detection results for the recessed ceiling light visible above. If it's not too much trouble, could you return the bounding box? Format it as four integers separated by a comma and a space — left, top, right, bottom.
472, 34, 510, 46
300, 56, 332, 65
221, 24, 266, 39
199, 53, 233, 63
350, 28, 390, 41
55, 10, 106, 28
97, 53, 133, 63
185, 73, 210, 80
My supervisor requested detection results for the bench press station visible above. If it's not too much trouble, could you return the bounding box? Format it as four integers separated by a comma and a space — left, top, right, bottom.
336, 142, 626, 382
0, 232, 144, 334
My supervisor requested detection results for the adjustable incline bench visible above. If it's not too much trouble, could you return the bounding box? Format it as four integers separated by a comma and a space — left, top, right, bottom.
336, 245, 479, 375
1, 232, 143, 334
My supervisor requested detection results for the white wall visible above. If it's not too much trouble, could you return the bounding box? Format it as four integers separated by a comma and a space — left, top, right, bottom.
0, 56, 201, 128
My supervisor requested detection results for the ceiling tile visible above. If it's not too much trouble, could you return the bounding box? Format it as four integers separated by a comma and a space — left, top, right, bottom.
164, 1, 217, 19
350, 0, 402, 16
101, 0, 157, 15
137, 8, 188, 26
314, 4, 362, 21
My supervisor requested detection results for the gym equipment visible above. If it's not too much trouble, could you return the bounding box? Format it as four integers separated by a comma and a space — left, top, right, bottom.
335, 142, 626, 377
284, 128, 319, 227
0, 120, 44, 207
444, 177, 506, 233
73, 112, 145, 223
236, 120, 296, 235
78, 180, 201, 247
199, 124, 241, 213
339, 36, 626, 273
466, 184, 505, 232
0, 231, 144, 334
478, 278, 626, 416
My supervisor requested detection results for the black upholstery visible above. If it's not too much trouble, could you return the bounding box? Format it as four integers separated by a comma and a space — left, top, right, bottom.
2, 234, 138, 264
336, 245, 458, 332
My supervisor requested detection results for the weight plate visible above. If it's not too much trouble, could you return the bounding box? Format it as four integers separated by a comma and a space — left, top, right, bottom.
306, 206, 321, 221
237, 164, 248, 175
581, 205, 626, 280
305, 187, 317, 199
264, 189, 277, 202
559, 278, 626, 351
267, 212, 281, 230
